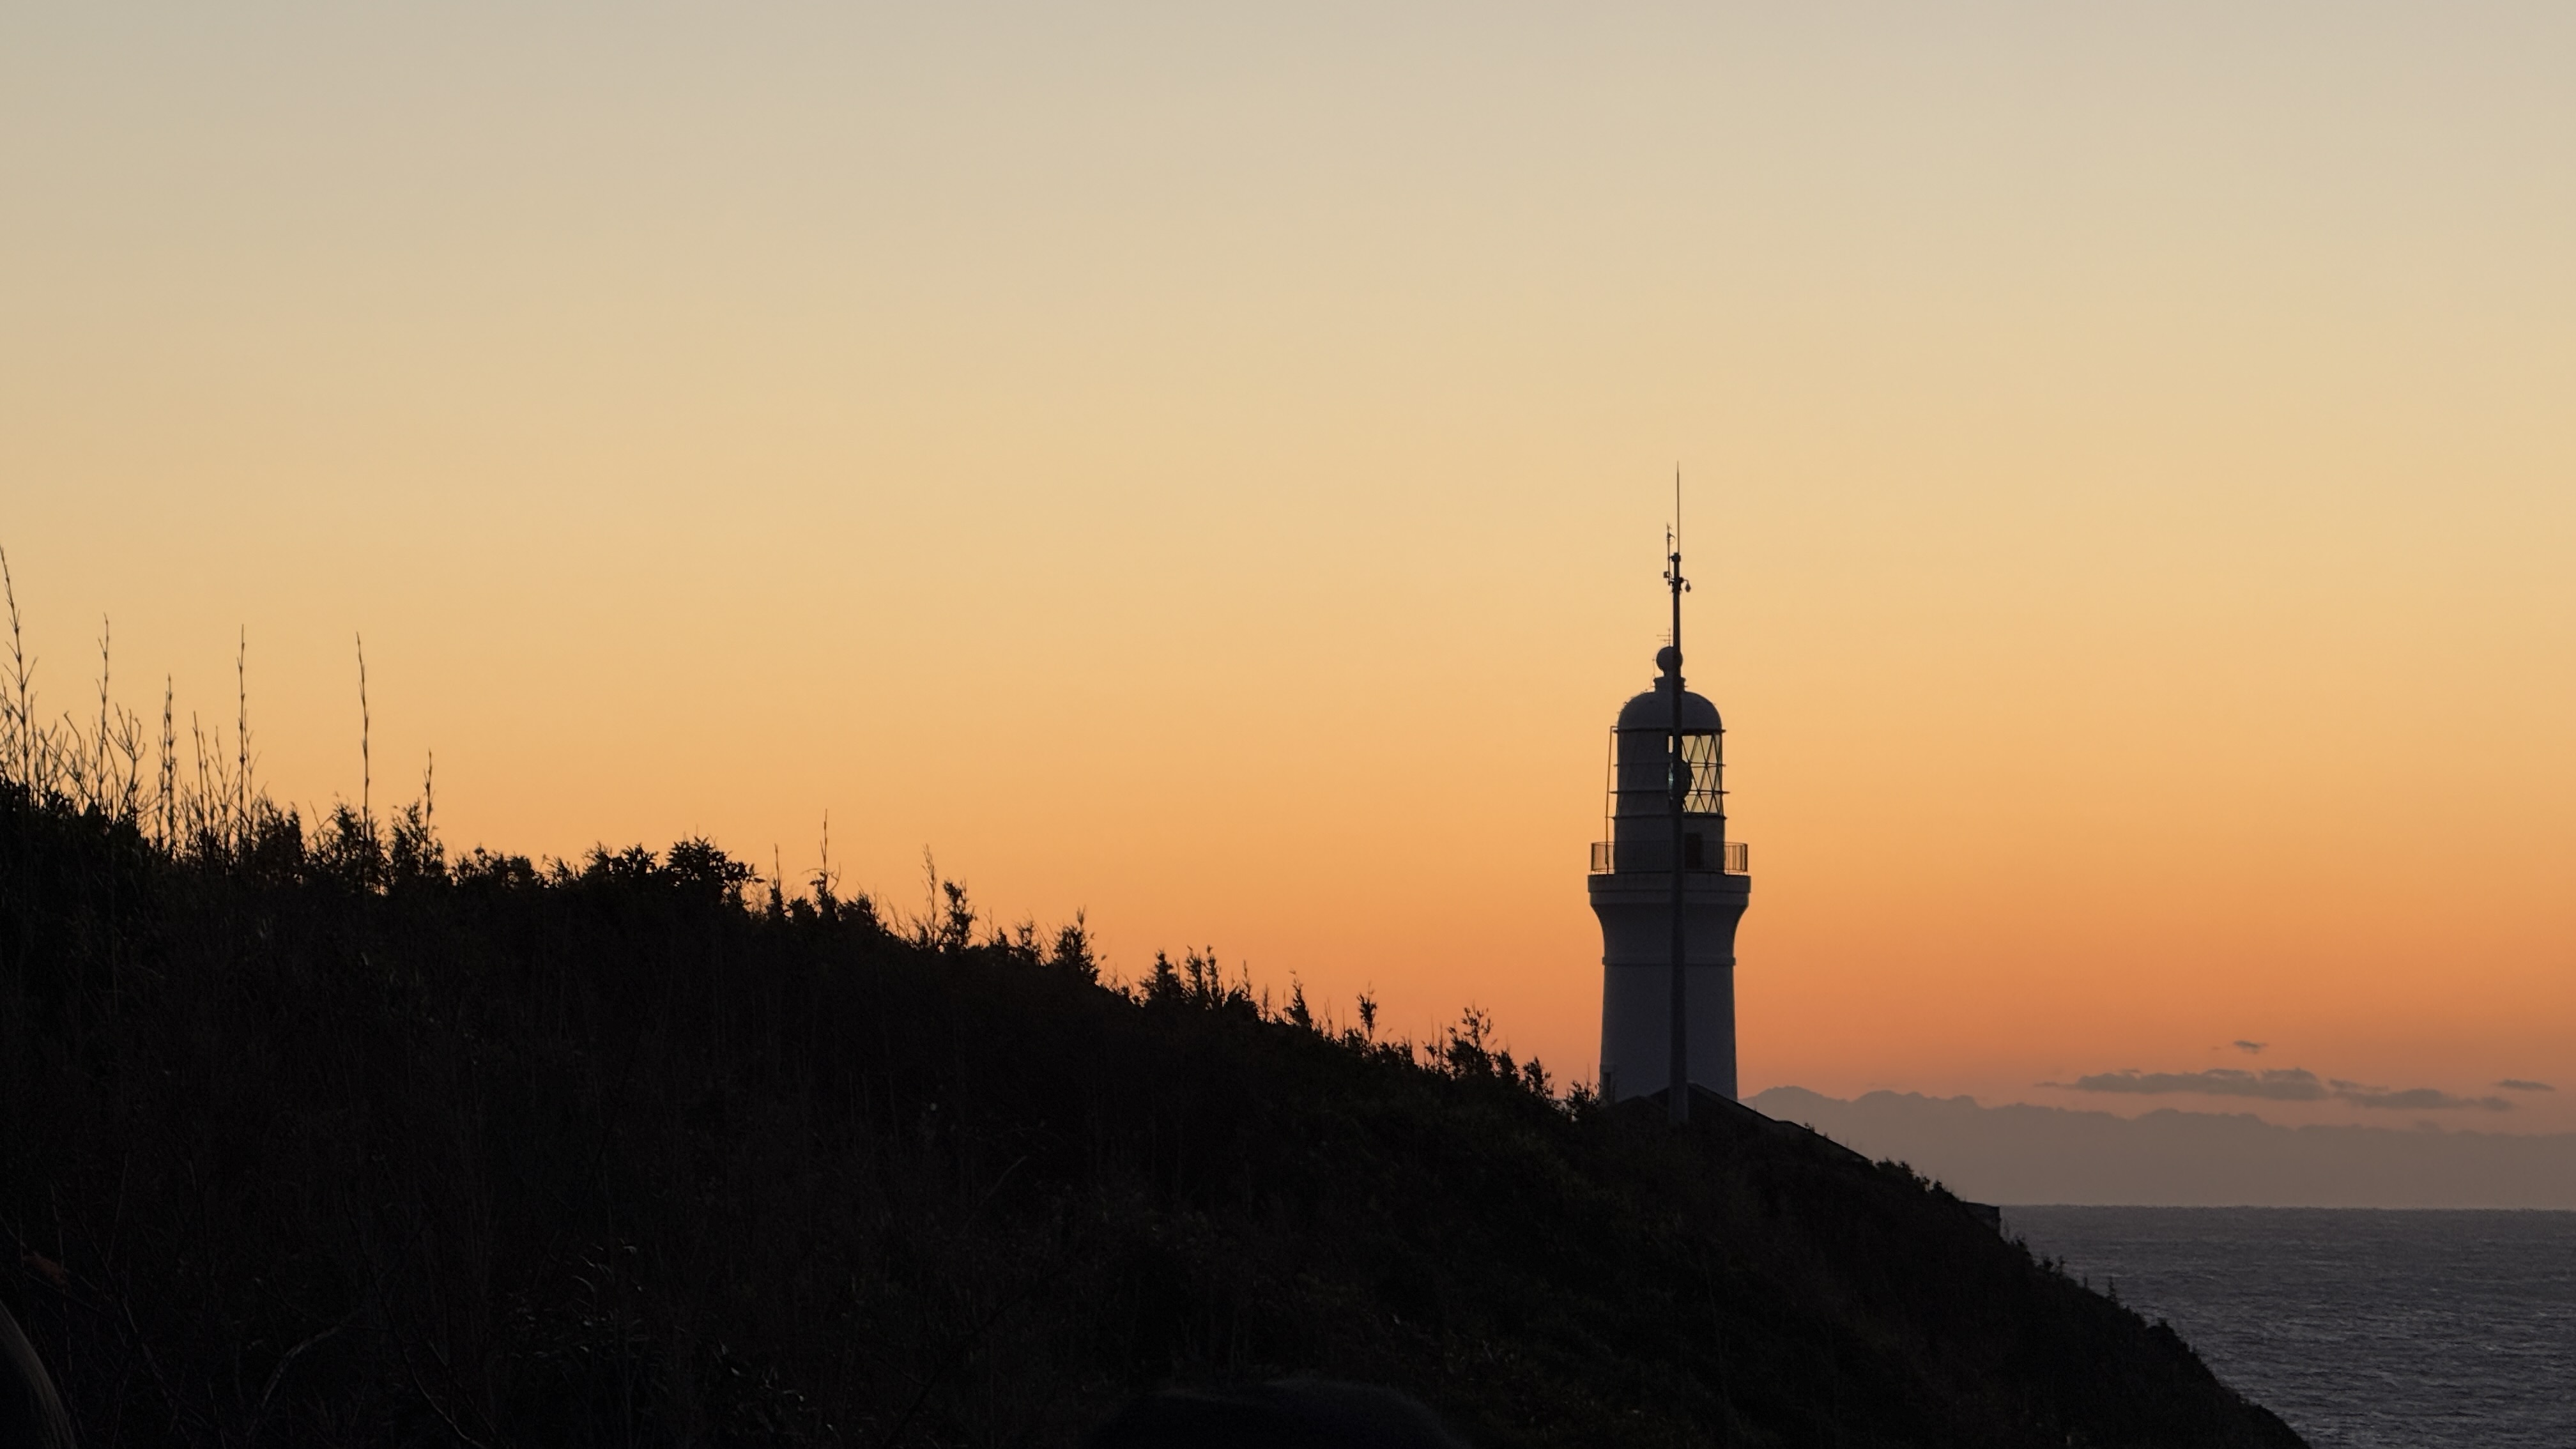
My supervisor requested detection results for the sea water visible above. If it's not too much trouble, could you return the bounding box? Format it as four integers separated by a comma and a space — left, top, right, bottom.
2004, 1206, 2576, 1449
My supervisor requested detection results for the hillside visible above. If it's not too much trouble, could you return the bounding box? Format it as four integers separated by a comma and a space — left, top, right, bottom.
1, 788, 2306, 1447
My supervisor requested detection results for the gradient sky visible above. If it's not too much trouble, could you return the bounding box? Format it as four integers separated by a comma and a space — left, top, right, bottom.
7, 4, 2572, 1130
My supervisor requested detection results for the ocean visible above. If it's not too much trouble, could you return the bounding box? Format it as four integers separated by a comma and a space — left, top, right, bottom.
2004, 1206, 2576, 1449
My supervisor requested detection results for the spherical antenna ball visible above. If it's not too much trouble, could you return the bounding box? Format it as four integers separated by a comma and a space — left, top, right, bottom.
1655, 645, 1682, 676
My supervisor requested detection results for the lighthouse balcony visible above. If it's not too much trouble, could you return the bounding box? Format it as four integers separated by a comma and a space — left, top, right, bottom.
1591, 838, 1749, 875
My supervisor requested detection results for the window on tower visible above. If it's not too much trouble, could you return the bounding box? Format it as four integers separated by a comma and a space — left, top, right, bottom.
1677, 733, 1723, 815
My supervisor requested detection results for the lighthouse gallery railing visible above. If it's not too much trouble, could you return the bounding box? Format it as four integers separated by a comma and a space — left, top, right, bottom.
1591, 839, 1748, 875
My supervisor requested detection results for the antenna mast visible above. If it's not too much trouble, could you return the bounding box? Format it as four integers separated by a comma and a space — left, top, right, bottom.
1666, 468, 1690, 1126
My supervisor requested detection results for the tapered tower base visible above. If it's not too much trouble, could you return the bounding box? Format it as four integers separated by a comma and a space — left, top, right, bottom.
1590, 870, 1749, 1102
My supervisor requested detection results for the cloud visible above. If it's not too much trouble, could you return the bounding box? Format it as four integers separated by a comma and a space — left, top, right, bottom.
2232, 1041, 2266, 1055
2050, 1068, 2515, 1112
2329, 1082, 2512, 1112
2499, 1079, 2556, 1092
2053, 1068, 2327, 1101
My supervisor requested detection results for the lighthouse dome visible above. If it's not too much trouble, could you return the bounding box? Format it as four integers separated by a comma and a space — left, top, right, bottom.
1615, 675, 1721, 733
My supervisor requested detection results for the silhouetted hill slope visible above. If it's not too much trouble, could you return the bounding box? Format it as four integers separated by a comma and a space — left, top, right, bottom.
1, 790, 2304, 1446
1754, 1087, 2576, 1208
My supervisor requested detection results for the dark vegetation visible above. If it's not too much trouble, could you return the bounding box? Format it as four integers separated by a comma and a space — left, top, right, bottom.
1, 577, 2305, 1448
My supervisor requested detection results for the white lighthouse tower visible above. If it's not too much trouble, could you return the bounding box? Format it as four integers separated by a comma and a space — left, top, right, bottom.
1588, 548, 1750, 1110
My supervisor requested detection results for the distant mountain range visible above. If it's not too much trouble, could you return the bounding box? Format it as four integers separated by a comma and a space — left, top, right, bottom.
1750, 1087, 2576, 1208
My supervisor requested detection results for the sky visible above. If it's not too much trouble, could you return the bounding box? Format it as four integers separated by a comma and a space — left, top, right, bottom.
6, 3, 2572, 1133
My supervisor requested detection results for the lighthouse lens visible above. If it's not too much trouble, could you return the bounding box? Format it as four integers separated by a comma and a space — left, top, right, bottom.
1614, 728, 1724, 817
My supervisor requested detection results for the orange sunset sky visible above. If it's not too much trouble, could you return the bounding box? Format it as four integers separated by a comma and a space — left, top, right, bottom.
7, 5, 2572, 1130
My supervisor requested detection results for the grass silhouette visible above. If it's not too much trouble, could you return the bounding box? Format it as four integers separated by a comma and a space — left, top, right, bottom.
0, 569, 2305, 1447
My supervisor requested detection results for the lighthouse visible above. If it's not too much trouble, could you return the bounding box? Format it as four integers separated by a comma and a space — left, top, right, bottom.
1588, 592, 1751, 1107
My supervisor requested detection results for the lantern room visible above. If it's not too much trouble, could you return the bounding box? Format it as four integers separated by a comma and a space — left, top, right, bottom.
1590, 645, 1748, 877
